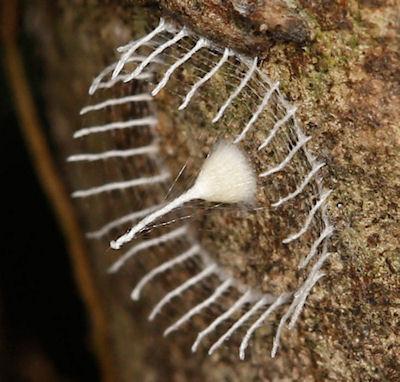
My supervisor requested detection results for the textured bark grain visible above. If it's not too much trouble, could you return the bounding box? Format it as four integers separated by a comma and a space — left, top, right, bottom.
18, 0, 400, 381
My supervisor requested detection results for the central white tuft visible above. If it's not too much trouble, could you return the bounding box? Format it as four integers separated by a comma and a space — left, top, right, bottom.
192, 141, 256, 204
110, 141, 256, 249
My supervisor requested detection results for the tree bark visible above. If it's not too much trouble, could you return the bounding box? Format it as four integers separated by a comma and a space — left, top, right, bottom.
8, 0, 400, 381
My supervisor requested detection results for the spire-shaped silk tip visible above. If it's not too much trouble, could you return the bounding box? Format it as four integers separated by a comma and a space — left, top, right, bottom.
110, 141, 256, 249
193, 141, 256, 204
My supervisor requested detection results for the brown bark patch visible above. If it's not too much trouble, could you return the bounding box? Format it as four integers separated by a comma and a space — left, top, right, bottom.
364, 47, 400, 88
157, 0, 310, 56
358, 0, 387, 9
299, 0, 353, 31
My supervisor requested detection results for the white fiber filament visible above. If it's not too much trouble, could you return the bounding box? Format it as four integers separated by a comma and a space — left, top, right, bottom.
164, 278, 232, 336
95, 72, 153, 93
179, 48, 232, 110
112, 18, 167, 78
148, 264, 217, 321
282, 189, 332, 244
208, 296, 268, 355
271, 250, 331, 357
289, 249, 331, 327
259, 135, 312, 177
73, 116, 158, 138
239, 293, 288, 360
111, 186, 197, 249
107, 226, 188, 273
80, 94, 152, 115
152, 38, 209, 96
117, 27, 167, 53
191, 290, 253, 353
67, 144, 158, 163
131, 244, 200, 301
86, 203, 164, 240
234, 81, 280, 144
89, 60, 124, 95
288, 271, 325, 328
258, 106, 297, 151
125, 28, 188, 82
110, 142, 256, 249
164, 160, 188, 201
272, 162, 325, 208
299, 225, 334, 269
212, 57, 258, 123
71, 172, 170, 199
89, 56, 157, 95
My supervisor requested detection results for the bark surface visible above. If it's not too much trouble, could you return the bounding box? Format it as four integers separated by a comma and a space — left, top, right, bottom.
17, 0, 400, 381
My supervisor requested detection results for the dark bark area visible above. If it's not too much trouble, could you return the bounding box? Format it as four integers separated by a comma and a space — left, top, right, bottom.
5, 0, 400, 381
